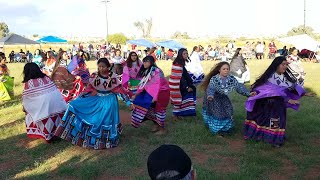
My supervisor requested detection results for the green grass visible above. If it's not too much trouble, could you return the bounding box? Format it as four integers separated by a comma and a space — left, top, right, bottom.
1, 60, 320, 180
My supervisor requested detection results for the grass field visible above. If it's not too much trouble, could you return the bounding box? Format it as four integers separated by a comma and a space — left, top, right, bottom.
1, 60, 320, 180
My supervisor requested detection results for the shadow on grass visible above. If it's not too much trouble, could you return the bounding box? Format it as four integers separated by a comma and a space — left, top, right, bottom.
0, 133, 70, 180
0, 117, 24, 129
0, 94, 22, 109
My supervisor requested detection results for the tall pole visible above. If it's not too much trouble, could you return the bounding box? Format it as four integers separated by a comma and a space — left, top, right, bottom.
102, 0, 110, 42
304, 0, 306, 33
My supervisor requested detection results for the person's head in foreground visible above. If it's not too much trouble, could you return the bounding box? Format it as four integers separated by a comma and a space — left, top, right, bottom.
23, 63, 47, 83
147, 144, 196, 180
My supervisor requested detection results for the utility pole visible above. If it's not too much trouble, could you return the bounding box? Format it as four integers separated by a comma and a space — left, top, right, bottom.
101, 0, 110, 42
304, 0, 306, 33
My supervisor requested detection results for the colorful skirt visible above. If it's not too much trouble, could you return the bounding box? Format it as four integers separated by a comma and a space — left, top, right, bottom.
189, 72, 204, 85
128, 79, 140, 96
60, 78, 84, 103
202, 109, 233, 134
55, 92, 122, 150
26, 112, 64, 142
173, 92, 196, 116
0, 76, 14, 101
131, 91, 166, 128
202, 93, 234, 134
244, 97, 286, 146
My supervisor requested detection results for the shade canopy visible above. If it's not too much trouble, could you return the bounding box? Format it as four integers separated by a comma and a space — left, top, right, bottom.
37, 36, 67, 43
156, 40, 185, 50
278, 34, 320, 51
0, 34, 39, 46
126, 39, 155, 48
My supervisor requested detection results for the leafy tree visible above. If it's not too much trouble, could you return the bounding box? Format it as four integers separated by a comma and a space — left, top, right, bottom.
171, 31, 190, 39
287, 25, 314, 36
108, 33, 127, 44
0, 22, 9, 38
32, 34, 39, 38
133, 17, 153, 38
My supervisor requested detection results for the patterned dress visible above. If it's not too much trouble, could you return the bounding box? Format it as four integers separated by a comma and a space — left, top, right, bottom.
131, 66, 170, 128
54, 72, 131, 149
67, 55, 90, 85
202, 75, 250, 134
287, 55, 305, 85
122, 60, 142, 97
23, 76, 67, 142
244, 73, 305, 146
169, 64, 196, 117
51, 60, 85, 103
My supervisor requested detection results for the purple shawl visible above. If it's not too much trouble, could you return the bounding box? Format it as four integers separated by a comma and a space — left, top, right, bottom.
246, 82, 305, 112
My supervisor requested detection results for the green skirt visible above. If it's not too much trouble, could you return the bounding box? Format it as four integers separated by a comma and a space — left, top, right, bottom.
0, 75, 14, 101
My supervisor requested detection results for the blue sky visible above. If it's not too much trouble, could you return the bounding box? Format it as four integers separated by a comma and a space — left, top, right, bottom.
1, 0, 319, 38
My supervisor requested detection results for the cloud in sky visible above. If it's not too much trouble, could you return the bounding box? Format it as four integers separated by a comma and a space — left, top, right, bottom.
1, 0, 319, 38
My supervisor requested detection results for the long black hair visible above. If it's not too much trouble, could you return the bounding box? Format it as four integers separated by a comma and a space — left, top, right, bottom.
231, 48, 242, 60
51, 50, 66, 78
137, 55, 156, 78
251, 56, 297, 89
201, 61, 230, 90
126, 51, 140, 68
23, 63, 47, 83
230, 48, 247, 65
190, 46, 198, 56
173, 48, 189, 66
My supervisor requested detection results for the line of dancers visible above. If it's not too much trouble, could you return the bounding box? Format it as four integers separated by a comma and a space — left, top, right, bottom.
1, 47, 313, 149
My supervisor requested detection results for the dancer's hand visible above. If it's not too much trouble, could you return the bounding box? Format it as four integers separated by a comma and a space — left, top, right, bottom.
207, 96, 214, 101
91, 90, 98, 96
249, 92, 257, 97
129, 104, 135, 111
304, 92, 315, 97
187, 87, 193, 92
288, 99, 299, 105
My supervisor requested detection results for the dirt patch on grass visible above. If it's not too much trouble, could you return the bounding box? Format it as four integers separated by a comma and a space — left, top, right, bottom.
269, 159, 298, 180
16, 138, 44, 149
228, 139, 245, 151
119, 110, 131, 125
0, 152, 30, 173
202, 144, 224, 151
0, 118, 24, 129
304, 165, 320, 180
211, 156, 240, 173
191, 151, 211, 165
97, 174, 130, 180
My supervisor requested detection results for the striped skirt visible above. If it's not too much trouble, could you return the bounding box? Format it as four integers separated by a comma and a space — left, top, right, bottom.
173, 93, 196, 116
131, 91, 166, 128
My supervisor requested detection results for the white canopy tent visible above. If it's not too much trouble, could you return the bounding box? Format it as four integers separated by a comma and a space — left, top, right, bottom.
278, 34, 320, 51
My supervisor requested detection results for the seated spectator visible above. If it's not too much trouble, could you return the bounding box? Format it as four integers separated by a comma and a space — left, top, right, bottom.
147, 144, 196, 180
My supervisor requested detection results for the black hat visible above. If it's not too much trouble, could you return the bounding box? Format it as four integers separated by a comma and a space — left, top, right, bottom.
147, 144, 192, 180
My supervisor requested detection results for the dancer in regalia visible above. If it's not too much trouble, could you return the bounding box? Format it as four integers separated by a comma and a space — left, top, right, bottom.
51, 51, 85, 103
201, 62, 255, 136
131, 56, 170, 134
122, 51, 142, 98
55, 58, 133, 149
169, 48, 196, 119
244, 56, 312, 147
22, 63, 67, 142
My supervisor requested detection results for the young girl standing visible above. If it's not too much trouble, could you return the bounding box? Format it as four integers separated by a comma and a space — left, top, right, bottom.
201, 62, 255, 136
169, 48, 196, 119
122, 51, 142, 97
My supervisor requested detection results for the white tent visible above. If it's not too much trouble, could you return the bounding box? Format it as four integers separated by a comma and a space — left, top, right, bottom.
278, 34, 320, 51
